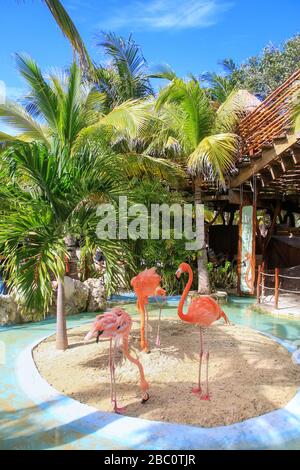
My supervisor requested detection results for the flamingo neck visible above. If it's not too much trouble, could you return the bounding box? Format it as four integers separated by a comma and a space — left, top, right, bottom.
178, 265, 193, 320
123, 337, 149, 392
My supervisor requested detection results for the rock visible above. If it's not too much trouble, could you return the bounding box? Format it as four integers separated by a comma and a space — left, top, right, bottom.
0, 294, 19, 325
84, 278, 106, 312
64, 277, 89, 315
1, 276, 107, 324
50, 277, 89, 316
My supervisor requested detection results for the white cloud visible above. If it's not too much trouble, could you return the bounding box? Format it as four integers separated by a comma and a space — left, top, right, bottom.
100, 0, 232, 31
6, 86, 26, 101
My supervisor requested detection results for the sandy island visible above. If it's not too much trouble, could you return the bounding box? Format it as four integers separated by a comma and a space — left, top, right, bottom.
33, 319, 300, 427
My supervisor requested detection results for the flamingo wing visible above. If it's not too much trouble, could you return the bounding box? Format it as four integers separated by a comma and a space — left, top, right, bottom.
187, 296, 220, 326
131, 268, 162, 297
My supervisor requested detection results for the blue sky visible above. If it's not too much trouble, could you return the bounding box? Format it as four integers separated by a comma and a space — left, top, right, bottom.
0, 0, 300, 103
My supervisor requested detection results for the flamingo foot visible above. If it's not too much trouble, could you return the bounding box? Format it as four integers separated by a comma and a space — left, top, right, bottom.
112, 401, 126, 414
191, 387, 202, 395
200, 393, 211, 401
141, 392, 150, 404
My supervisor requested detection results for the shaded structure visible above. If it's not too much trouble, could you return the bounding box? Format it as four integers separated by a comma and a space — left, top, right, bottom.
202, 69, 300, 303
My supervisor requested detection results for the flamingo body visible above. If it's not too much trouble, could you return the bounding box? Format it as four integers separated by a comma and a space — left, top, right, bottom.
176, 262, 229, 400
131, 268, 166, 351
183, 296, 229, 326
84, 307, 149, 413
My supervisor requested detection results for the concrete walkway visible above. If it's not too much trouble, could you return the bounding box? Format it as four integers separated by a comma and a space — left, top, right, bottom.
254, 294, 300, 318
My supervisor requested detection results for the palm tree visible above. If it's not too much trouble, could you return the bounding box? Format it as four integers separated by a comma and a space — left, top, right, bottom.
0, 54, 106, 148
0, 141, 132, 350
0, 55, 181, 182
93, 32, 153, 110
1, 7, 189, 339
154, 77, 246, 293
202, 72, 236, 105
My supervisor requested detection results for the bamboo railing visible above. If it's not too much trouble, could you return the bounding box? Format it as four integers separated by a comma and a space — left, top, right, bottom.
239, 69, 300, 156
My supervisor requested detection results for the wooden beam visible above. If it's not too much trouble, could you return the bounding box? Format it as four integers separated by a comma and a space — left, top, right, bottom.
230, 133, 298, 188
263, 200, 282, 257
228, 189, 252, 205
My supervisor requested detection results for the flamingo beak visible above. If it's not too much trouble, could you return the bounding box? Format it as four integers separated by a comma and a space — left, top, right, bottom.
84, 328, 103, 343
96, 330, 104, 343
175, 268, 182, 279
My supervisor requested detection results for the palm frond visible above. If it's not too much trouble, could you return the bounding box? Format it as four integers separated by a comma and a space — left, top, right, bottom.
16, 54, 59, 131
0, 207, 66, 312
96, 32, 153, 102
215, 89, 261, 132
292, 91, 300, 134
116, 153, 185, 187
202, 72, 236, 104
82, 99, 153, 140
156, 78, 214, 152
149, 65, 177, 81
188, 133, 238, 183
44, 0, 94, 71
0, 131, 17, 142
0, 100, 50, 145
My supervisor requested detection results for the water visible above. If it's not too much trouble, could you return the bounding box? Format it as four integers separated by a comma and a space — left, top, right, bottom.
110, 294, 300, 343
0, 296, 299, 449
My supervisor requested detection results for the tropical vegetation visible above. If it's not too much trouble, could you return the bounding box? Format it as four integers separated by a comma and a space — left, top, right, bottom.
2, 0, 298, 349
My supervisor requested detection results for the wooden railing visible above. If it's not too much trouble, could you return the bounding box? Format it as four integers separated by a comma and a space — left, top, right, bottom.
257, 264, 300, 309
239, 69, 300, 157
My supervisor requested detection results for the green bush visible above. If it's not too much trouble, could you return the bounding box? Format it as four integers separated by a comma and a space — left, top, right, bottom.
207, 260, 237, 291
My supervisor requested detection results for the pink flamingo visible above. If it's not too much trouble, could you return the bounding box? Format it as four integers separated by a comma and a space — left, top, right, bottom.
131, 268, 166, 352
84, 307, 149, 413
176, 263, 229, 400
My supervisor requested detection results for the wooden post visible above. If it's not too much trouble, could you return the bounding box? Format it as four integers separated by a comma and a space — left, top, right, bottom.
275, 267, 279, 309
257, 265, 262, 303
261, 262, 265, 300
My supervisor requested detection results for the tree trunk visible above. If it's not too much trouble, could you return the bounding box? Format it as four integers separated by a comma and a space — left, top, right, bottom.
194, 176, 211, 295
64, 235, 79, 280
56, 276, 68, 350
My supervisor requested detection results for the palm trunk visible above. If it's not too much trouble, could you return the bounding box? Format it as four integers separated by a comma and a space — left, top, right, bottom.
194, 176, 211, 295
64, 235, 79, 280
56, 276, 68, 350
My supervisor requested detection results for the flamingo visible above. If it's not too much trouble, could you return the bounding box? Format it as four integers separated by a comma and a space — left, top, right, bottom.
176, 262, 229, 400
84, 307, 149, 414
131, 268, 166, 352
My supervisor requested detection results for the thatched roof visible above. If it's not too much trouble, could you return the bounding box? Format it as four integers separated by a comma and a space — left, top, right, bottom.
235, 89, 261, 114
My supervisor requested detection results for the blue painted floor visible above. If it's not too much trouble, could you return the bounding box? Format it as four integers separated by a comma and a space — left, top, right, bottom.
0, 298, 300, 450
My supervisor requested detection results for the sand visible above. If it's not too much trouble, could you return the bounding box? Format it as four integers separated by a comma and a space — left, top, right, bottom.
33, 318, 300, 428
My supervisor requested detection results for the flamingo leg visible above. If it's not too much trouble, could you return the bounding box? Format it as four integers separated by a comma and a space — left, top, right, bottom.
200, 332, 211, 401
111, 340, 126, 414
139, 300, 148, 352
155, 302, 162, 348
142, 303, 149, 353
108, 339, 114, 405
192, 326, 204, 395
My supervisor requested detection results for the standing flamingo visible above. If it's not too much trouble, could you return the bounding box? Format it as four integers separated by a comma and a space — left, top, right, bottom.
84, 307, 149, 413
176, 263, 229, 400
131, 268, 166, 352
